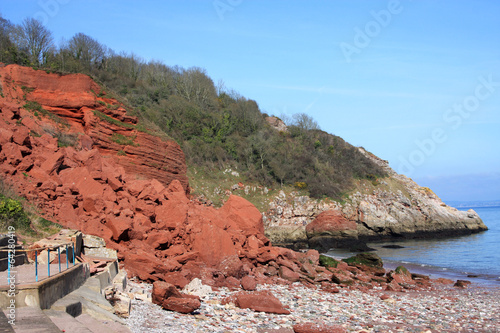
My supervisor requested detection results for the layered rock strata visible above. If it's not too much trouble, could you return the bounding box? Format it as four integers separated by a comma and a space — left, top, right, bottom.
0, 64, 188, 192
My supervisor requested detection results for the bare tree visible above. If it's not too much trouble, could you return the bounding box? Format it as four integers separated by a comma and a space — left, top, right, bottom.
67, 32, 105, 71
12, 17, 53, 66
292, 113, 320, 131
216, 79, 226, 96
176, 67, 217, 108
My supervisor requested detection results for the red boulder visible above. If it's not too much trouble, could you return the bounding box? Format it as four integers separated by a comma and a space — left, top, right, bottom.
233, 290, 290, 314
152, 281, 200, 314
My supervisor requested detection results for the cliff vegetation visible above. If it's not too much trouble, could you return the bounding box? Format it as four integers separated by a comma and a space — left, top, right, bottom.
0, 14, 386, 201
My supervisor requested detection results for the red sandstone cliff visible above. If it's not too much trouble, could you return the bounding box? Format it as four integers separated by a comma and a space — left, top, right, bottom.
0, 64, 317, 286
0, 64, 188, 192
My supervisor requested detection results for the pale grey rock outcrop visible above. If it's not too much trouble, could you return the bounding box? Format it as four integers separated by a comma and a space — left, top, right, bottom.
264, 148, 487, 249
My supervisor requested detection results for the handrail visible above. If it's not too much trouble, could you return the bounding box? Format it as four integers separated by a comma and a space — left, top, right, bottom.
0, 242, 74, 252
4, 242, 77, 284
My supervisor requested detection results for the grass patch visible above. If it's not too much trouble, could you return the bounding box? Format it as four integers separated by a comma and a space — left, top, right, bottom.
21, 85, 35, 93
188, 166, 281, 210
92, 110, 136, 129
111, 133, 138, 146
40, 124, 78, 148
23, 101, 69, 127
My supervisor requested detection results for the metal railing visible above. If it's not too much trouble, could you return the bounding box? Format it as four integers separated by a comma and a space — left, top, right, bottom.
0, 242, 76, 283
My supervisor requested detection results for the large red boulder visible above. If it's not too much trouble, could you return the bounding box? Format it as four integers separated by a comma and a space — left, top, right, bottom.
305, 210, 358, 250
387, 266, 414, 286
306, 210, 357, 236
218, 195, 265, 237
191, 220, 238, 267
231, 290, 290, 315
152, 281, 201, 314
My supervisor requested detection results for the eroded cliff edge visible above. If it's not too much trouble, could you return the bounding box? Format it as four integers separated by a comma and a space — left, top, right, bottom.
264, 148, 488, 250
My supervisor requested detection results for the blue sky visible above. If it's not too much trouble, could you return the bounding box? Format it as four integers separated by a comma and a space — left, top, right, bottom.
2, 0, 499, 202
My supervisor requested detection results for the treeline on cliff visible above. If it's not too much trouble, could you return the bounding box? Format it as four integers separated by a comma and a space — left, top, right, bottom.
0, 15, 386, 199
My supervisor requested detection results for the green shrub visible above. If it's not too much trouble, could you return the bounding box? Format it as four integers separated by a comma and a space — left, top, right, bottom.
0, 195, 31, 232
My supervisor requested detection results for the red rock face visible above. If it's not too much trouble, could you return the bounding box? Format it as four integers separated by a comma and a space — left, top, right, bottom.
0, 64, 188, 192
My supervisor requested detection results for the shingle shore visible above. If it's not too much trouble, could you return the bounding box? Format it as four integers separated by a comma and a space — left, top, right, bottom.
125, 280, 500, 332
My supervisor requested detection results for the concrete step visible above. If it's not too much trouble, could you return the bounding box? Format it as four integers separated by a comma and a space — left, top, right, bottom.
48, 297, 82, 317
49, 276, 130, 332
43, 310, 93, 333
0, 310, 15, 333
3, 307, 61, 333
75, 313, 131, 333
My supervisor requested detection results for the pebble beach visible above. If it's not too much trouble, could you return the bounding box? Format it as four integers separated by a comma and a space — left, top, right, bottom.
125, 280, 500, 333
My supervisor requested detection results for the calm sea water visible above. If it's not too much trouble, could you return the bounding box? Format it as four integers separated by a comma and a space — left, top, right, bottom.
326, 206, 500, 285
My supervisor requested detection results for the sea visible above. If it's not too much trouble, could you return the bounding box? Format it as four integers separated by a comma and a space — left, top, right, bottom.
326, 204, 500, 286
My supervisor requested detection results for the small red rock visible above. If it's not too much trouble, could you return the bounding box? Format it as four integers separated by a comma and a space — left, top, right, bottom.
241, 275, 257, 291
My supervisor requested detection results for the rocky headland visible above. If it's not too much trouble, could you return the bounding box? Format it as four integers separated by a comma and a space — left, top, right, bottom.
263, 144, 487, 251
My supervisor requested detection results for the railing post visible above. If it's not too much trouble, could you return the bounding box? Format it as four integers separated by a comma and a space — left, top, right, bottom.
72, 242, 75, 265
66, 244, 69, 269
7, 248, 11, 282
58, 247, 61, 273
48, 248, 50, 277
35, 249, 38, 282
